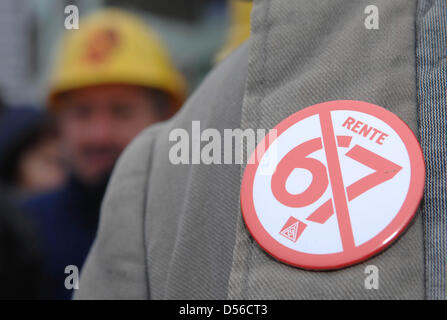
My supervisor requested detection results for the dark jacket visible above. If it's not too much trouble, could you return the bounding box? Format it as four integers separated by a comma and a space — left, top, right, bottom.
0, 192, 43, 299
23, 174, 107, 299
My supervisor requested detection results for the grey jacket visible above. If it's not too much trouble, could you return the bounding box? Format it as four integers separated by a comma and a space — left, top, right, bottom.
76, 0, 446, 299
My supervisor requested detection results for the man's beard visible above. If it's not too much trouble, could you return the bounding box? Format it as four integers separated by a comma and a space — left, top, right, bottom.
72, 144, 122, 189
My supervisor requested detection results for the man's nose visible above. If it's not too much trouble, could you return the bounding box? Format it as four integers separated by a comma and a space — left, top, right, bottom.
88, 115, 114, 143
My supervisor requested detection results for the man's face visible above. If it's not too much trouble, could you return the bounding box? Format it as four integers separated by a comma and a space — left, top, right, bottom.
57, 84, 166, 184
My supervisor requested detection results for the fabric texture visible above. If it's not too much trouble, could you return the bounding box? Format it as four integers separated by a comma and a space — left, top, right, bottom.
75, 0, 446, 300
228, 0, 424, 299
416, 0, 447, 300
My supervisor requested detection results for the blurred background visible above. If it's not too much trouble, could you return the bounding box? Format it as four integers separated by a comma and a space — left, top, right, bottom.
0, 0, 245, 106
0, 0, 251, 299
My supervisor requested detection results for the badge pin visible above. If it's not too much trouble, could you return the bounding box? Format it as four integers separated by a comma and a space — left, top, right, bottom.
240, 100, 425, 270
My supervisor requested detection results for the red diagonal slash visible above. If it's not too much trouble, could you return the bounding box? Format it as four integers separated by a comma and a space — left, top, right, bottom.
319, 111, 355, 251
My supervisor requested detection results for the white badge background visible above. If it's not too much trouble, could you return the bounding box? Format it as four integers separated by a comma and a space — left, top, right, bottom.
252, 110, 411, 254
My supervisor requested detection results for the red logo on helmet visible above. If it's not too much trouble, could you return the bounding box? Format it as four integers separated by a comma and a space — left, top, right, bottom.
84, 28, 119, 64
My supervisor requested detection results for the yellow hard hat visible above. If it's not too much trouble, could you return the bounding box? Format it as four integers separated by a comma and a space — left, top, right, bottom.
216, 0, 252, 62
47, 8, 186, 111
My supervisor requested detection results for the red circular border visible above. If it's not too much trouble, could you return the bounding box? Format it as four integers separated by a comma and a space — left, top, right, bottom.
240, 100, 425, 270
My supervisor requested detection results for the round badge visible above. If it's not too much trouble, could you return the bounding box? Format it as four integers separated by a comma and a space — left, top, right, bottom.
240, 100, 425, 270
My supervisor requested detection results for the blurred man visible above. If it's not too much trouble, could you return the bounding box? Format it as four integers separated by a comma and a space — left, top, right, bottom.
24, 8, 185, 299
